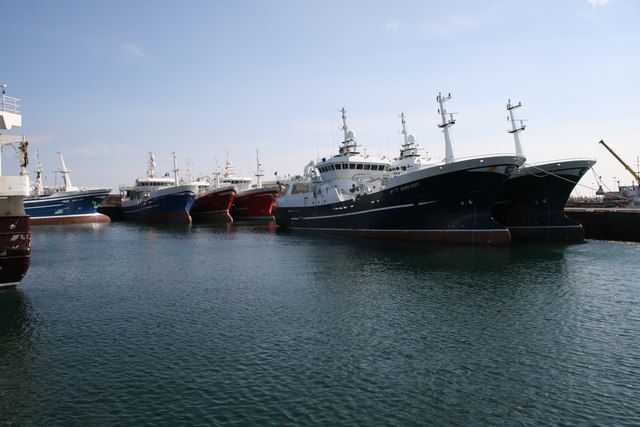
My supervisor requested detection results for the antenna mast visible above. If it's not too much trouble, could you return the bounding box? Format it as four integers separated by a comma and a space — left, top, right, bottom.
400, 112, 409, 145
255, 148, 264, 189
56, 152, 77, 191
171, 152, 179, 186
507, 99, 526, 156
213, 158, 221, 187
224, 151, 233, 177
34, 149, 43, 196
148, 152, 157, 178
185, 158, 193, 182
340, 107, 349, 142
436, 92, 456, 164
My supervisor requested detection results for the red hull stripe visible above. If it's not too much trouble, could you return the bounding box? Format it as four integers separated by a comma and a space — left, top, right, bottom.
29, 213, 111, 225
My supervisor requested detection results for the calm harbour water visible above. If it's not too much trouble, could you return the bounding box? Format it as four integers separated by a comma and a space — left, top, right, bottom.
1, 223, 639, 425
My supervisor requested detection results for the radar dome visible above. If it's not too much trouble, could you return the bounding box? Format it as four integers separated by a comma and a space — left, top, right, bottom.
347, 130, 356, 140
408, 135, 416, 143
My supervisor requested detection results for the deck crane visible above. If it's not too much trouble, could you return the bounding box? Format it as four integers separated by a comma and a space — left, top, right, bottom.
598, 140, 640, 186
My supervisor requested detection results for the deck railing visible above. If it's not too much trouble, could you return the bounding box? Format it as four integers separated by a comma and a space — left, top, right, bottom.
0, 95, 21, 114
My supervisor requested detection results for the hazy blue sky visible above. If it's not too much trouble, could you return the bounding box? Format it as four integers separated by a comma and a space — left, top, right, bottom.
3, 0, 639, 194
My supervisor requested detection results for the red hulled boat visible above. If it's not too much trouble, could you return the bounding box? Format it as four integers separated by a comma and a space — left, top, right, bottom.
231, 187, 279, 221
190, 185, 237, 222
0, 87, 31, 288
220, 152, 279, 221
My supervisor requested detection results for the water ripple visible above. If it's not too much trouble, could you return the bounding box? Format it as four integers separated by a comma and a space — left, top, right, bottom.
0, 225, 639, 424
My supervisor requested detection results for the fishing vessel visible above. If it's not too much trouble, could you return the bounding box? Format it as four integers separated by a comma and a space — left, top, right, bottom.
0, 85, 31, 288
276, 98, 525, 244
491, 100, 595, 240
120, 153, 198, 223
222, 152, 279, 221
183, 160, 237, 222
24, 152, 111, 225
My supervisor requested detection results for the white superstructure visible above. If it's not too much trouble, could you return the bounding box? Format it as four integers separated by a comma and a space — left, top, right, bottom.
120, 152, 197, 206
0, 85, 30, 214
278, 108, 391, 208
219, 153, 253, 191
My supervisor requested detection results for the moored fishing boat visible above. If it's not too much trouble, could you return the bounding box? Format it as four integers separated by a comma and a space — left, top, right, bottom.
222, 152, 279, 221
120, 153, 198, 223
25, 152, 112, 225
491, 100, 596, 240
0, 85, 31, 288
183, 160, 237, 222
276, 97, 525, 245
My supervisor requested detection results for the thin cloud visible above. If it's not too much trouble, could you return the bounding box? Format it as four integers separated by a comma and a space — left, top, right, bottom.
386, 21, 402, 31
587, 0, 611, 6
120, 42, 149, 65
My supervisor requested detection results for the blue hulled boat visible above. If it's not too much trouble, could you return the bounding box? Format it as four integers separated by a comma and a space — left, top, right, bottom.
25, 152, 112, 225
119, 153, 198, 223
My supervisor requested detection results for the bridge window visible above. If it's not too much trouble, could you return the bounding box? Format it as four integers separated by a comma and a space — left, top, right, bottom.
335, 164, 342, 170
349, 164, 355, 169
356, 164, 363, 170
364, 164, 371, 170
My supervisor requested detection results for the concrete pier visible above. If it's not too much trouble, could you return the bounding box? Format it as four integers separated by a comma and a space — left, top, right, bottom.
565, 207, 640, 242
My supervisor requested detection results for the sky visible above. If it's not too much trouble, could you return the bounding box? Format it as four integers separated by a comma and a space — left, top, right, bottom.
2, 0, 639, 195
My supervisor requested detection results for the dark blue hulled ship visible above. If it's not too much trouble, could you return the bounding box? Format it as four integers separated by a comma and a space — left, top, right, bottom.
491, 100, 595, 241
25, 152, 112, 225
276, 99, 526, 245
119, 153, 198, 223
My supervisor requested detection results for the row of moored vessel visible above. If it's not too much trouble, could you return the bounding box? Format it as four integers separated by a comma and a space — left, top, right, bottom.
116, 152, 279, 223
275, 94, 595, 244
0, 87, 596, 290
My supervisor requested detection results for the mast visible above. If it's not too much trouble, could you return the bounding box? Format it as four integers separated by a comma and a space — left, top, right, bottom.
507, 99, 526, 156
214, 158, 221, 187
185, 158, 193, 182
147, 152, 157, 178
56, 152, 77, 191
171, 152, 179, 186
341, 107, 349, 142
224, 151, 234, 177
255, 148, 264, 189
398, 113, 419, 159
337, 108, 359, 155
400, 112, 409, 145
436, 92, 456, 164
34, 149, 43, 196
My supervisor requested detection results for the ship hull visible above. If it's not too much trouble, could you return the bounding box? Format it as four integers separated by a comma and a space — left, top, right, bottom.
190, 187, 236, 223
0, 216, 30, 288
25, 189, 111, 225
276, 156, 524, 245
231, 188, 279, 221
121, 191, 196, 224
492, 160, 595, 241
